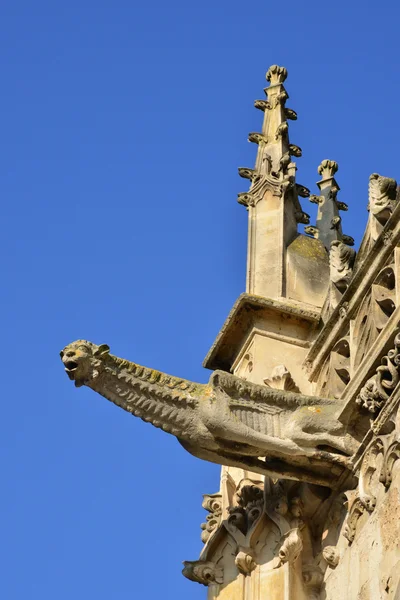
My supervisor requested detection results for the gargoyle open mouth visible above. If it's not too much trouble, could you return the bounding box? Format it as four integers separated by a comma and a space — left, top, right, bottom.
64, 361, 78, 372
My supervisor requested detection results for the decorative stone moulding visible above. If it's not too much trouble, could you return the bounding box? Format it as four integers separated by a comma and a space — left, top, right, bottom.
344, 428, 400, 544
356, 332, 400, 414
200, 492, 223, 544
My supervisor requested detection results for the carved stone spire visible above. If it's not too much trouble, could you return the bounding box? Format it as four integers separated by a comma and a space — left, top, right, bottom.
237, 65, 311, 299
306, 160, 356, 310
306, 160, 353, 250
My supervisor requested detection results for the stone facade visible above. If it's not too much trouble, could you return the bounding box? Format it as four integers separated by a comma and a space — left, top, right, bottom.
61, 66, 400, 599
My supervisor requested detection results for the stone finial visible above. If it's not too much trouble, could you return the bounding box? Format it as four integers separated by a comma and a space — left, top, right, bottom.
266, 65, 288, 85
318, 159, 339, 180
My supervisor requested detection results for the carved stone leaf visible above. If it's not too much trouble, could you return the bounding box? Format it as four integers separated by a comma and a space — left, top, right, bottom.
264, 365, 300, 393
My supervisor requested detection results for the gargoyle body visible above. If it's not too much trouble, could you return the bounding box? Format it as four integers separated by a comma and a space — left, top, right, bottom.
61, 341, 359, 487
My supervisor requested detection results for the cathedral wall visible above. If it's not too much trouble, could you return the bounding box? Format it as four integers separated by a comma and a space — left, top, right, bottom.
323, 465, 400, 600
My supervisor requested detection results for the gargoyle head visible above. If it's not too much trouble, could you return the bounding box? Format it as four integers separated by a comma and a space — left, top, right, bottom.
60, 340, 110, 387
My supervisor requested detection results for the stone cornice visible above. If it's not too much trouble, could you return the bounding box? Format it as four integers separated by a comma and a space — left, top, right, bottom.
203, 293, 320, 372
306, 200, 400, 379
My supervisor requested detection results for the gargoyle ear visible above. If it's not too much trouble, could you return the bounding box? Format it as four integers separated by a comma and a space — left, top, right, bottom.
94, 344, 110, 356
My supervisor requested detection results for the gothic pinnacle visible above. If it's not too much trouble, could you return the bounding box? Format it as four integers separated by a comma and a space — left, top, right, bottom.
306, 160, 353, 250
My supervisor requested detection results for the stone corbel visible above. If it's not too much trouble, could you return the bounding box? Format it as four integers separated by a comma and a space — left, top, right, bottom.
222, 479, 265, 576
235, 547, 257, 576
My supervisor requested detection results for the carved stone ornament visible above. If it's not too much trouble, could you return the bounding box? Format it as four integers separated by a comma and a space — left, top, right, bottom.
284, 107, 297, 120
238, 167, 255, 181
237, 192, 254, 208
248, 132, 266, 145
61, 341, 359, 488
356, 332, 400, 413
272, 528, 303, 568
264, 365, 300, 393
254, 99, 270, 111
368, 173, 397, 218
296, 184, 311, 198
305, 225, 319, 238
275, 121, 288, 140
279, 152, 291, 173
330, 240, 356, 292
182, 560, 224, 586
222, 478, 265, 576
271, 89, 289, 108
200, 492, 222, 543
344, 428, 400, 544
266, 64, 288, 85
322, 545, 340, 568
309, 194, 323, 205
295, 210, 310, 225
318, 159, 338, 180
289, 144, 302, 157
235, 548, 256, 575
342, 234, 355, 246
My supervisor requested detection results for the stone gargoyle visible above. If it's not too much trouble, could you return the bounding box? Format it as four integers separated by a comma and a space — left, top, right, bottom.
60, 340, 359, 488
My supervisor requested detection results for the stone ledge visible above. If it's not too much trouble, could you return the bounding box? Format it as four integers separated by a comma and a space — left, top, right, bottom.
203, 293, 320, 372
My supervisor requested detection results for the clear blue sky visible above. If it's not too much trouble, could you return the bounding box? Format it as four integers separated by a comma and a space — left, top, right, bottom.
1, 1, 399, 598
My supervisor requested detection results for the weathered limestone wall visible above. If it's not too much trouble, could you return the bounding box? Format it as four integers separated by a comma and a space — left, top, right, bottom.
323, 443, 400, 599
324, 474, 400, 599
